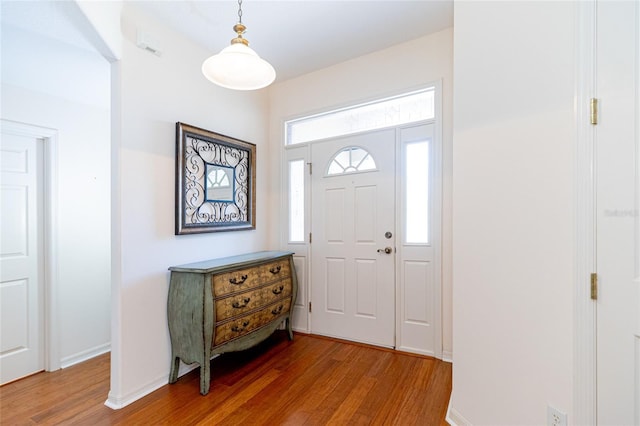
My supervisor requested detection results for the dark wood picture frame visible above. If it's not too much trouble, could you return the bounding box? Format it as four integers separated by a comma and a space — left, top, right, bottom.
175, 122, 256, 234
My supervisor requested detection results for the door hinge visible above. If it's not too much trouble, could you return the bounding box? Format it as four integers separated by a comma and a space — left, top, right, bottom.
590, 272, 598, 300
309, 232, 312, 244
307, 162, 312, 175
590, 98, 599, 125
309, 301, 312, 313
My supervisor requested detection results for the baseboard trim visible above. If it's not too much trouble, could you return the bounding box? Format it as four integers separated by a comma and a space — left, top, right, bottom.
442, 350, 453, 363
103, 357, 211, 410
60, 343, 111, 369
104, 374, 167, 410
446, 398, 471, 426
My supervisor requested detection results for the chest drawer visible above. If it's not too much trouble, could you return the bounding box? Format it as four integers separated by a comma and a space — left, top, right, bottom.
213, 298, 292, 347
215, 280, 292, 322
212, 259, 291, 296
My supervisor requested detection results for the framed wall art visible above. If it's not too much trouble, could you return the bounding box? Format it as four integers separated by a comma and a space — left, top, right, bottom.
175, 122, 256, 234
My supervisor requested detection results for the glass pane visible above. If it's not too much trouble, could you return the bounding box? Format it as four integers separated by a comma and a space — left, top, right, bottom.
327, 147, 377, 176
359, 154, 376, 171
334, 150, 350, 169
350, 147, 368, 166
405, 140, 430, 244
289, 160, 305, 242
205, 164, 234, 202
327, 161, 344, 175
286, 88, 435, 145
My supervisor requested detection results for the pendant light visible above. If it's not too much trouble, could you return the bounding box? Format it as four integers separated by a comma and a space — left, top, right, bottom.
201, 0, 276, 91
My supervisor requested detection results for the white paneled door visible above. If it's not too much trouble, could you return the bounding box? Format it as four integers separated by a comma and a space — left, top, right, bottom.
311, 129, 395, 347
596, 1, 639, 424
0, 130, 44, 384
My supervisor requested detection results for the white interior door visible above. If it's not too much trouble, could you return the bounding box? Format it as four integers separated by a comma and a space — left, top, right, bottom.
595, 1, 639, 424
310, 129, 396, 347
0, 130, 45, 384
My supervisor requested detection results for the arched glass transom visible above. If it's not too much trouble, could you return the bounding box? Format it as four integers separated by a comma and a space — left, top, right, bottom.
326, 146, 377, 176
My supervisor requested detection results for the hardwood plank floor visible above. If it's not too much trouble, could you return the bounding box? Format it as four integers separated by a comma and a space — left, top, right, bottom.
0, 333, 452, 425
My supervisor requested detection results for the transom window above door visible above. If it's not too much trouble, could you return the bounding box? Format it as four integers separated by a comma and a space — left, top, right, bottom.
326, 146, 377, 176
285, 88, 435, 145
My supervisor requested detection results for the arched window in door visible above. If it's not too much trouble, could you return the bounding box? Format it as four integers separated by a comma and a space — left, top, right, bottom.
326, 146, 377, 176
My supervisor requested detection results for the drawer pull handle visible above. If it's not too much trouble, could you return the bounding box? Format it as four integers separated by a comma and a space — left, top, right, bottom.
271, 305, 284, 315
272, 285, 285, 295
231, 320, 250, 333
269, 266, 282, 274
232, 297, 251, 309
229, 274, 248, 285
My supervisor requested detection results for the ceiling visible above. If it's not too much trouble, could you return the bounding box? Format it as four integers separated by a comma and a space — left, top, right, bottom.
1, 0, 453, 83
135, 1, 453, 81
1, 1, 95, 51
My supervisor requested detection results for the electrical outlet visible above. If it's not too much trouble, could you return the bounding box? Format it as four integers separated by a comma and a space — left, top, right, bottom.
547, 405, 567, 426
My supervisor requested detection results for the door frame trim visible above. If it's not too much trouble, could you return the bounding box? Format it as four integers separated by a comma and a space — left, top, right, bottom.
1, 119, 60, 372
280, 83, 444, 358
574, 1, 597, 424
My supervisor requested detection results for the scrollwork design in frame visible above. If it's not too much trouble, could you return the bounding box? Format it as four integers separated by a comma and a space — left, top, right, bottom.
175, 122, 256, 234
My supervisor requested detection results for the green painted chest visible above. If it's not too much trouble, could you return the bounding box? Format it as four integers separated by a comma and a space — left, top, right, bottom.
167, 251, 298, 395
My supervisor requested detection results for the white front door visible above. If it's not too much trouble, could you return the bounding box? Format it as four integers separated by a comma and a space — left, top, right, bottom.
310, 129, 396, 347
595, 1, 639, 424
0, 130, 45, 384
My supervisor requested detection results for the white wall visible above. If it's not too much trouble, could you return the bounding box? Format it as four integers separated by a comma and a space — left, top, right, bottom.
268, 28, 454, 357
73, 0, 122, 61
107, 4, 271, 407
450, 2, 575, 424
1, 25, 111, 366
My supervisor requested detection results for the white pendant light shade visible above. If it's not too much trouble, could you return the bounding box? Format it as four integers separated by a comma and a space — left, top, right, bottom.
201, 1, 276, 91
202, 42, 276, 91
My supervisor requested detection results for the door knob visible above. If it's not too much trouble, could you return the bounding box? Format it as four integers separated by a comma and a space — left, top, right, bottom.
377, 247, 393, 254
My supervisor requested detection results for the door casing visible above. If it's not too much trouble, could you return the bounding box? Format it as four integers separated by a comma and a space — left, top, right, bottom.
573, 1, 640, 423
1, 119, 60, 373
280, 84, 444, 358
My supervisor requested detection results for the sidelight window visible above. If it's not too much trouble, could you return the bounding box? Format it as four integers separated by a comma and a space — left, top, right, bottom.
404, 140, 430, 244
288, 159, 305, 242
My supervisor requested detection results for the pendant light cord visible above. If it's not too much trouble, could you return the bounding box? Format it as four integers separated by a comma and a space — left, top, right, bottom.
237, 0, 243, 24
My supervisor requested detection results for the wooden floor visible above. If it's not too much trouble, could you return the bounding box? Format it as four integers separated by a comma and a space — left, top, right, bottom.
0, 332, 452, 425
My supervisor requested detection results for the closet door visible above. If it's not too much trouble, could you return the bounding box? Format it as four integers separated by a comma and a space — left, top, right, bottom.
595, 2, 639, 424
